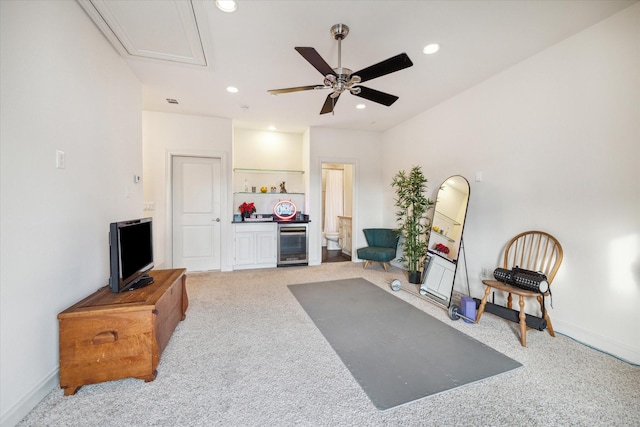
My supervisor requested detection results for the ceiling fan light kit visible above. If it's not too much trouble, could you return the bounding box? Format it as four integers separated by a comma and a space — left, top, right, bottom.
268, 24, 413, 115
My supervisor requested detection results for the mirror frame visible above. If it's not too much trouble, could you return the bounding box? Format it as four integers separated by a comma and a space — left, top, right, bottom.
420, 175, 470, 307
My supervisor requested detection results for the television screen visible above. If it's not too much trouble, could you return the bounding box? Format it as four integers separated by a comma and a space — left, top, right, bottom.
109, 217, 154, 293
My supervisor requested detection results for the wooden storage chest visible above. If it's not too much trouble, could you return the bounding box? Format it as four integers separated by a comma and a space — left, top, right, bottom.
58, 268, 187, 395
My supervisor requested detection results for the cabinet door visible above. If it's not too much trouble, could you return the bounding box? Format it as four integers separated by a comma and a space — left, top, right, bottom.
422, 257, 456, 300
234, 231, 255, 266
255, 231, 276, 264
343, 219, 352, 255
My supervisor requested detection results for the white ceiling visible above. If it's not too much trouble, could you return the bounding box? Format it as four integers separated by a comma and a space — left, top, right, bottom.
79, 0, 637, 134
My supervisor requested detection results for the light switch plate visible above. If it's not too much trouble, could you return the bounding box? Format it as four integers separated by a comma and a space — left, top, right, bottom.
56, 150, 65, 169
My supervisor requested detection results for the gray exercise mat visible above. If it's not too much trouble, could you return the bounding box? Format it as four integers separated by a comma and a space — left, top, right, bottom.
288, 278, 522, 411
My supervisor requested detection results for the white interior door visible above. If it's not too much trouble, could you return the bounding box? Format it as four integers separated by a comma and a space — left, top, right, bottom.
172, 156, 221, 271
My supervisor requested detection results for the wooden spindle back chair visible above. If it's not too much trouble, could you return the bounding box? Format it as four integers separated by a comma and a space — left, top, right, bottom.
475, 231, 563, 347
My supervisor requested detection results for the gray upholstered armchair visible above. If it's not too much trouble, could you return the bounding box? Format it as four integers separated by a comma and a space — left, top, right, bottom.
356, 228, 400, 271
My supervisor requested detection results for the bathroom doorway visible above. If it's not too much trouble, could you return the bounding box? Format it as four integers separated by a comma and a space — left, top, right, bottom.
321, 163, 353, 263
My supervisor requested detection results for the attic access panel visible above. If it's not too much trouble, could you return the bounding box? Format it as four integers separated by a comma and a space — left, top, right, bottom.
78, 0, 207, 66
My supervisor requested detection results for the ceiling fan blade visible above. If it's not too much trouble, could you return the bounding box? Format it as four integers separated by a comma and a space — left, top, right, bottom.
268, 85, 327, 95
352, 86, 399, 106
320, 93, 340, 114
295, 47, 336, 77
353, 53, 413, 83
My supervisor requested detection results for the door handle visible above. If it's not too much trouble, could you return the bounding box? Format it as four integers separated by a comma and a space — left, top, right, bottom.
213, 218, 220, 222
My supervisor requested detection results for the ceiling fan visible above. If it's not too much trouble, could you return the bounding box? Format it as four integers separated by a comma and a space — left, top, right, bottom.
267, 24, 413, 115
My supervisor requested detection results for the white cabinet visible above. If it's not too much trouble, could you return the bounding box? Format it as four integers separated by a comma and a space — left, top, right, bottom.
421, 253, 456, 301
338, 216, 352, 255
233, 223, 277, 269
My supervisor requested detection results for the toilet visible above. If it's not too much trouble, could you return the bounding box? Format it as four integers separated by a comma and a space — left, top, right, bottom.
324, 232, 341, 250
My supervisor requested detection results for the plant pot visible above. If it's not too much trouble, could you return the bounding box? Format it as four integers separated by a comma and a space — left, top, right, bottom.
408, 271, 422, 284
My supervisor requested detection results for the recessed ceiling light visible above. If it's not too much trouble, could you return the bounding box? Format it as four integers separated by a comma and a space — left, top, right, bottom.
215, 1, 237, 13
423, 43, 440, 55
226, 86, 238, 93
356, 104, 366, 110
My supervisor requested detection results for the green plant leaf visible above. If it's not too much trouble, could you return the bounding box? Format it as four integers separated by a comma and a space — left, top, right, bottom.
391, 165, 434, 273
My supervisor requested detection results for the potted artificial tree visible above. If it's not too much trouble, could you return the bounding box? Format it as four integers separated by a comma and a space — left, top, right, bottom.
391, 165, 434, 284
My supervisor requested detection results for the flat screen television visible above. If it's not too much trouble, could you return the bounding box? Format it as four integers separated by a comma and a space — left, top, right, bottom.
109, 217, 154, 293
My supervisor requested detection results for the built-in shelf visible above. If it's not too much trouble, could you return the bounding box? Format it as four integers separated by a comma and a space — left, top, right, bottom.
432, 230, 455, 243
233, 192, 304, 195
435, 210, 461, 226
233, 168, 305, 174
234, 167, 305, 196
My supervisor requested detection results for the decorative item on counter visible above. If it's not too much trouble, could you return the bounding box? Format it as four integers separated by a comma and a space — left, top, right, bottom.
270, 186, 277, 193
273, 200, 296, 220
251, 186, 256, 193
280, 181, 287, 193
432, 225, 440, 233
238, 202, 256, 221
434, 243, 450, 255
260, 186, 268, 193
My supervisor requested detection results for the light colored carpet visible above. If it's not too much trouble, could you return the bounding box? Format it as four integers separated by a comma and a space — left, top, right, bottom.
18, 262, 640, 426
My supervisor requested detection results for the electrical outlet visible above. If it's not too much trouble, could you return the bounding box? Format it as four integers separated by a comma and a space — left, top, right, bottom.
481, 266, 494, 278
56, 150, 65, 169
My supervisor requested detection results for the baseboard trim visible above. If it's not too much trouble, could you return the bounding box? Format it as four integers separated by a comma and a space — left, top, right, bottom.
554, 319, 639, 365
1, 368, 58, 427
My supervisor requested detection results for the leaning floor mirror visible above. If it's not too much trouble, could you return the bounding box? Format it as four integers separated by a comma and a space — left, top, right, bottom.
419, 175, 470, 307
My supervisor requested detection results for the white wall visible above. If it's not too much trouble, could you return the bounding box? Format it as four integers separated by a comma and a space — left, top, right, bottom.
233, 128, 303, 171
142, 112, 233, 271
309, 127, 385, 265
382, 4, 640, 364
0, 1, 143, 425
233, 129, 305, 216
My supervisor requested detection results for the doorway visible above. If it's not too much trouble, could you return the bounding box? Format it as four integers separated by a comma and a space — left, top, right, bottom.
171, 156, 222, 271
321, 162, 353, 263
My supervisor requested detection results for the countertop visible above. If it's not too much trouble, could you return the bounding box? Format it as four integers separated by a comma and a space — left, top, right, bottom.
232, 217, 311, 224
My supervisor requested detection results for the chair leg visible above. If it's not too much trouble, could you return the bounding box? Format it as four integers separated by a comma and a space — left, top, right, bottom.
546, 315, 555, 337
519, 296, 527, 347
381, 262, 388, 271
538, 295, 555, 337
476, 286, 492, 322
363, 260, 370, 269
